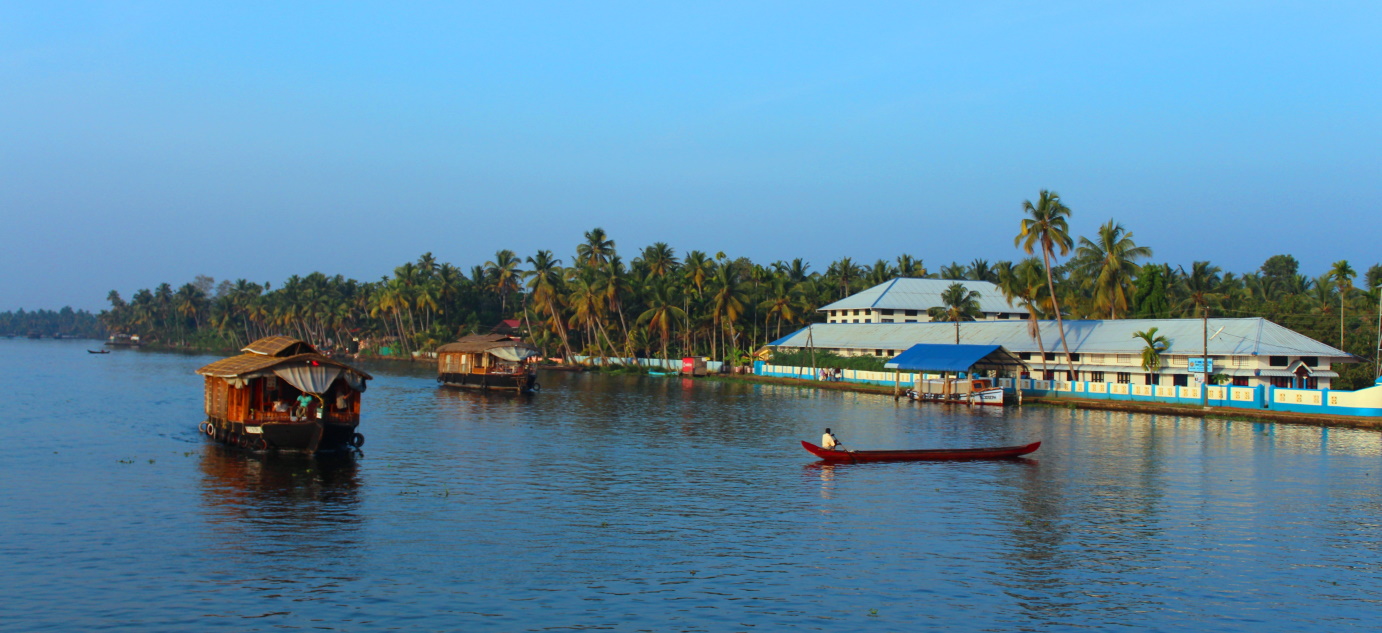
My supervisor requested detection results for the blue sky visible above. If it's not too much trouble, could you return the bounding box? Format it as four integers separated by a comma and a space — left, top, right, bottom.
2, 1, 1379, 311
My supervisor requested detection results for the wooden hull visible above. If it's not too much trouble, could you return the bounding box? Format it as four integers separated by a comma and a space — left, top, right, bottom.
801, 440, 1040, 463
201, 417, 361, 453
438, 371, 537, 393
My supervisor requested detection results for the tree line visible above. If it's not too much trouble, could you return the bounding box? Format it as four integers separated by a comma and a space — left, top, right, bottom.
0, 307, 105, 339
95, 191, 1382, 388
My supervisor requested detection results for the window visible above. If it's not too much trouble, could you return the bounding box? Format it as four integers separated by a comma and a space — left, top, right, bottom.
997, 313, 1009, 319
1301, 357, 1318, 367
1270, 376, 1292, 388
1145, 374, 1159, 385
1269, 356, 1288, 367
1117, 354, 1132, 364
905, 310, 918, 317
1090, 371, 1105, 383
1173, 374, 1188, 386
1068, 353, 1081, 362
852, 319, 859, 323
1043, 353, 1057, 361
1232, 377, 1249, 386
1018, 352, 1033, 361
881, 309, 894, 316
1043, 370, 1055, 381
882, 319, 894, 323
875, 349, 884, 356
905, 319, 916, 323
1116, 372, 1131, 384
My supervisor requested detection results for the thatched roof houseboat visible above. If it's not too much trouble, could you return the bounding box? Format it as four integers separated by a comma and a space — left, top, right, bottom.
436, 334, 538, 393
196, 336, 372, 452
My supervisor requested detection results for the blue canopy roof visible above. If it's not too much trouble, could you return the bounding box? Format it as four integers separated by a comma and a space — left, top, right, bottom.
884, 344, 1015, 372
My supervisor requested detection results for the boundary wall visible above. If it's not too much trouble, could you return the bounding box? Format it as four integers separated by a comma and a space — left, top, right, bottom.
753, 362, 1382, 417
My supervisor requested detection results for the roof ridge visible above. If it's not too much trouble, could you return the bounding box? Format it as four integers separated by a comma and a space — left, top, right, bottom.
869, 278, 900, 309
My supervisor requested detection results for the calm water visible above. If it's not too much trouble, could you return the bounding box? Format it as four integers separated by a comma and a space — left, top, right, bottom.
2, 339, 1381, 631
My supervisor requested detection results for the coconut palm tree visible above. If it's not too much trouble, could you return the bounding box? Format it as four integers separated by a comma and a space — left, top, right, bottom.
637, 280, 686, 361
524, 250, 573, 359
1329, 259, 1356, 349
484, 250, 524, 316
896, 254, 926, 278
1074, 219, 1153, 319
998, 258, 1051, 375
709, 262, 747, 362
1016, 189, 1076, 378
928, 282, 982, 344
576, 227, 615, 268
1132, 327, 1170, 372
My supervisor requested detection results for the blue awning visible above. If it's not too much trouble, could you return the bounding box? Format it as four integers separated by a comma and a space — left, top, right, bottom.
884, 344, 1018, 372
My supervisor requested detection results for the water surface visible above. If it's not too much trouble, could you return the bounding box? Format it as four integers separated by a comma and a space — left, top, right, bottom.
2, 339, 1380, 631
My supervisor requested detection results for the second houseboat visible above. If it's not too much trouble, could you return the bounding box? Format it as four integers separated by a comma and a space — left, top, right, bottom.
436, 334, 539, 393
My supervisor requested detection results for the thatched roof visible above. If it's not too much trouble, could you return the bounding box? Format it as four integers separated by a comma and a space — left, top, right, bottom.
436, 334, 536, 354
197, 352, 372, 380
243, 336, 317, 357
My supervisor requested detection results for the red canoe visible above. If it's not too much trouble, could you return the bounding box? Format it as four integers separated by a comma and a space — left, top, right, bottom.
801, 440, 1040, 463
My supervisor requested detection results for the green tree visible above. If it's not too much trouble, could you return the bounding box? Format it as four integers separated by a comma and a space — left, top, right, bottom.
1132, 327, 1170, 372
1328, 259, 1356, 349
1074, 219, 1153, 318
1016, 189, 1076, 377
928, 282, 982, 344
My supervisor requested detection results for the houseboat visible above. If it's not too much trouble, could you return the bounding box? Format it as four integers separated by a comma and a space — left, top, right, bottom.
195, 336, 372, 452
436, 334, 539, 393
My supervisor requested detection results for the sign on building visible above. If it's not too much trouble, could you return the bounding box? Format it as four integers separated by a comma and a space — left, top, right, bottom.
1189, 357, 1214, 373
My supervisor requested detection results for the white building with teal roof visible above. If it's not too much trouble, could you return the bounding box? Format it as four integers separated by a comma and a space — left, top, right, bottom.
819, 278, 1027, 323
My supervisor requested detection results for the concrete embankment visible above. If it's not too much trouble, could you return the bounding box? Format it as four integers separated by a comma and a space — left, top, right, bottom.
714, 374, 1382, 430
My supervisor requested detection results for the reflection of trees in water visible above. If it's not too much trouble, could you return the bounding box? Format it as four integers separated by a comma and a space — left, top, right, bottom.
197, 446, 364, 568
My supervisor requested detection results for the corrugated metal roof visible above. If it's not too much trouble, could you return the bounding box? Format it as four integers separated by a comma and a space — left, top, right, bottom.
818, 278, 1018, 314
770, 318, 1352, 359
884, 344, 1021, 372
196, 352, 373, 380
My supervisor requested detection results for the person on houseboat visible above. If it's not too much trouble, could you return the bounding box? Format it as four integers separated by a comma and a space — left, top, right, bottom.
292, 393, 315, 421
822, 428, 842, 450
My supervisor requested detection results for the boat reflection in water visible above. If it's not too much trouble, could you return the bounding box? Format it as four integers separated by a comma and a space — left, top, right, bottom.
197, 446, 363, 552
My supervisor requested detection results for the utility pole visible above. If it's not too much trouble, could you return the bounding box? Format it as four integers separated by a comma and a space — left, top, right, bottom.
1202, 308, 1210, 410
807, 324, 817, 379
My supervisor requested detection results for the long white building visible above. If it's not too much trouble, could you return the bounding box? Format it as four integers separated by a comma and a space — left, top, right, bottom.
769, 317, 1353, 389
819, 278, 1028, 323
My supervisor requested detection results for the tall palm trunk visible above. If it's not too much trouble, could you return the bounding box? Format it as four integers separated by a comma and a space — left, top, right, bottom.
1042, 245, 1075, 380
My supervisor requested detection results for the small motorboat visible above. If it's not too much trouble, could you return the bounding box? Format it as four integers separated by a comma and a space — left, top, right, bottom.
87, 349, 111, 354
801, 440, 1040, 463
647, 370, 674, 377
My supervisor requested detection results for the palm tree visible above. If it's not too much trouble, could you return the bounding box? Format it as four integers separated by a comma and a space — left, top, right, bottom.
968, 259, 997, 283
637, 280, 686, 360
1016, 189, 1076, 378
1132, 327, 1170, 372
683, 250, 712, 297
939, 262, 968, 280
1329, 259, 1355, 349
638, 242, 678, 280
1074, 219, 1153, 318
576, 227, 615, 268
484, 250, 524, 315
709, 263, 747, 362
928, 282, 982, 344
829, 257, 861, 298
896, 254, 926, 278
998, 258, 1051, 376
524, 250, 573, 359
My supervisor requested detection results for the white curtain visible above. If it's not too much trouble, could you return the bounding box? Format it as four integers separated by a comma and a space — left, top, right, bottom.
274, 364, 343, 394
491, 346, 537, 362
